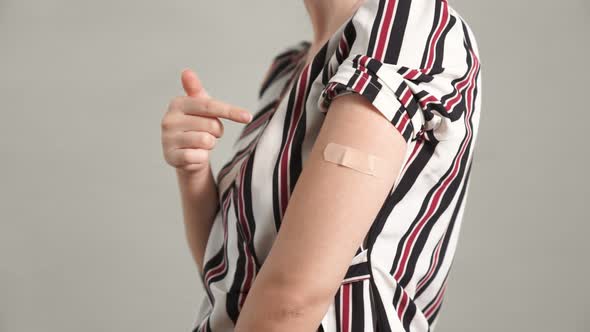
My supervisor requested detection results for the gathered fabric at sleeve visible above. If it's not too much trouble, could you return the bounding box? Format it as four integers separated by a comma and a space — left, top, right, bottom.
317, 0, 482, 144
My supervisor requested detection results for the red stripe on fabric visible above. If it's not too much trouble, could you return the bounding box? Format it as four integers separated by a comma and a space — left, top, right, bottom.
444, 48, 481, 110
426, 0, 449, 70
397, 291, 408, 318
339, 34, 350, 57
418, 94, 437, 109
425, 282, 447, 318
240, 110, 273, 138
353, 56, 370, 92
400, 139, 424, 176
375, 0, 397, 61
404, 69, 421, 80
342, 283, 351, 332
400, 87, 412, 105
396, 112, 409, 135
416, 235, 444, 291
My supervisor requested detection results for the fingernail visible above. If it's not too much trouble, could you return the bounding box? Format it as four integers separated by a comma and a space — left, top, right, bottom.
242, 112, 252, 122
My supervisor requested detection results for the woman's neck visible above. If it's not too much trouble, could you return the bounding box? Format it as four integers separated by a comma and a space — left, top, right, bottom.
303, 0, 365, 65
304, 0, 365, 46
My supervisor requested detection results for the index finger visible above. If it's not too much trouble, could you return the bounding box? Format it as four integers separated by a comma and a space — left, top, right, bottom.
183, 96, 252, 124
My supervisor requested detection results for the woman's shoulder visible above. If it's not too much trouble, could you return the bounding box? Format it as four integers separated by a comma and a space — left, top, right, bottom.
258, 40, 311, 99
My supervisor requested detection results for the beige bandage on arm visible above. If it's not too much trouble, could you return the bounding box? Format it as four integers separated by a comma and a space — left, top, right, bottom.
322, 142, 387, 177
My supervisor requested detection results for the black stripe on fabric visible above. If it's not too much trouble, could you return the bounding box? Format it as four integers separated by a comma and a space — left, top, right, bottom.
394, 83, 419, 119
343, 261, 371, 280
424, 20, 478, 123
259, 58, 297, 98
202, 188, 234, 306
226, 184, 249, 324
225, 292, 240, 325
368, 279, 380, 331
401, 296, 417, 331
346, 68, 360, 89
287, 93, 306, 220
425, 127, 440, 144
384, 0, 412, 64
444, 21, 479, 121
369, 278, 393, 332
242, 150, 261, 271
396, 128, 473, 288
398, 66, 435, 84
392, 105, 402, 125
259, 42, 310, 98
367, 0, 387, 57
334, 287, 342, 332
322, 44, 335, 85
366, 140, 435, 260
193, 318, 212, 332
392, 282, 402, 307
250, 100, 277, 125
432, 15, 457, 71
414, 90, 436, 122
274, 46, 303, 62
216, 158, 238, 185
225, 227, 247, 325
361, 71, 382, 102
363, 55, 383, 74
420, 0, 442, 68
351, 281, 366, 331
401, 119, 413, 141
415, 161, 472, 299
427, 304, 443, 325
425, 268, 451, 325
271, 67, 300, 231
355, 246, 363, 256
339, 21, 357, 63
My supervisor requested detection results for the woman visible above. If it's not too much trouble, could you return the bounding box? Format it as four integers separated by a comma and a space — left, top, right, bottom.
161, 0, 481, 331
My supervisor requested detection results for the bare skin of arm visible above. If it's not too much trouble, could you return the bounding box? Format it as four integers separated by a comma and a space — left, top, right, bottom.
234, 92, 408, 331
175, 165, 219, 273
162, 69, 253, 273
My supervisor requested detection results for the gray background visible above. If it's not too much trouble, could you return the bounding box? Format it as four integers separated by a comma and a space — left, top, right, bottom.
1, 0, 588, 331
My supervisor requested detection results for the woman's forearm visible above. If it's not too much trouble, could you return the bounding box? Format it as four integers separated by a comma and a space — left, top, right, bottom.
175, 164, 220, 274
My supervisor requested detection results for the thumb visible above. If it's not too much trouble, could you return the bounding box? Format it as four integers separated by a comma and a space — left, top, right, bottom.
181, 68, 208, 98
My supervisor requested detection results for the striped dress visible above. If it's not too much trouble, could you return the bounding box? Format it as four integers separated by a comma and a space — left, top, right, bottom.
192, 0, 482, 331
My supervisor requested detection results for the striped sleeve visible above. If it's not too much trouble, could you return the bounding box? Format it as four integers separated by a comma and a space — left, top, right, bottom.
318, 0, 481, 143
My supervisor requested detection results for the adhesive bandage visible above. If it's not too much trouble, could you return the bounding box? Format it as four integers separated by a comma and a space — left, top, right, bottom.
322, 142, 386, 177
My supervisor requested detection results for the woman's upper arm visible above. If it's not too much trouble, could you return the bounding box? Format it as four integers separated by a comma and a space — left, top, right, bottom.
252, 91, 408, 303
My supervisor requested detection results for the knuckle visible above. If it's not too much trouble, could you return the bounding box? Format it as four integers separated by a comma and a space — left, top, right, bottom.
207, 120, 219, 136
181, 149, 193, 164
216, 119, 224, 137
203, 133, 216, 148
161, 115, 174, 130
208, 134, 217, 148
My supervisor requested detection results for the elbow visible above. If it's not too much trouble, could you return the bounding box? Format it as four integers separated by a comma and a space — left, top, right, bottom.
256, 272, 335, 322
